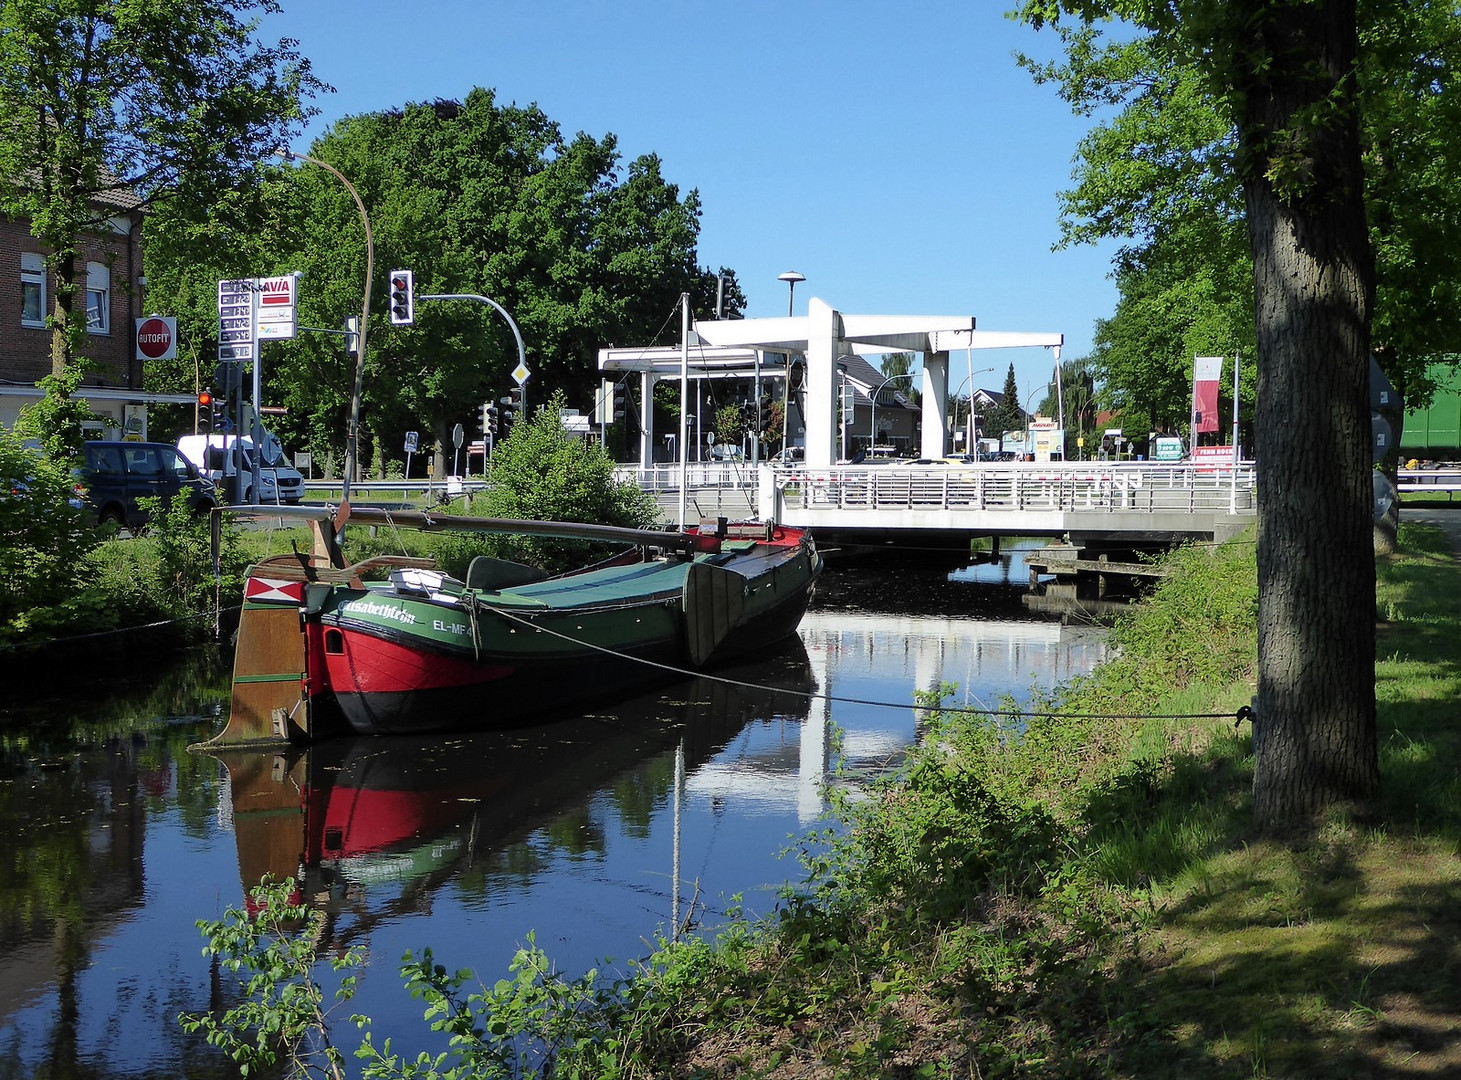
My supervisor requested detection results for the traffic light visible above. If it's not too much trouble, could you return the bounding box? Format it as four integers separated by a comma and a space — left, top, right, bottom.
198, 390, 214, 433
388, 269, 415, 326
612, 382, 627, 423
500, 386, 524, 429
482, 401, 499, 439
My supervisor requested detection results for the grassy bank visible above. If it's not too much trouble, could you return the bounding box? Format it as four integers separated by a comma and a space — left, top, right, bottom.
618, 522, 1461, 1078
190, 521, 1461, 1079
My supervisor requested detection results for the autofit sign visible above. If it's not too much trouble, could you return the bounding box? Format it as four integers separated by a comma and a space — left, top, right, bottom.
134, 315, 177, 361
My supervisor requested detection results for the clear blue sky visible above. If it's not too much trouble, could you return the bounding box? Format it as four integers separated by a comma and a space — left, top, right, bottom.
262, 1, 1118, 402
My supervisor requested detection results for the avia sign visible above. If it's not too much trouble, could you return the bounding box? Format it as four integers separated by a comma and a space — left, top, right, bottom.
256, 274, 298, 340
134, 315, 177, 361
257, 275, 296, 307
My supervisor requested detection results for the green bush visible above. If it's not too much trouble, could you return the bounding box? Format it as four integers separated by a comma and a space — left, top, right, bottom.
0, 428, 100, 643
473, 390, 659, 571
0, 426, 257, 653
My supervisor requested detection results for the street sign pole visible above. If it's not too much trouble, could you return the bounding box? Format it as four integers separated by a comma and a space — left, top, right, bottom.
250, 286, 262, 504
217, 278, 257, 503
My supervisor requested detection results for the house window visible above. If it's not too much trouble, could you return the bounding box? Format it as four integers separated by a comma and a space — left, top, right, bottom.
21, 253, 45, 327
86, 261, 109, 334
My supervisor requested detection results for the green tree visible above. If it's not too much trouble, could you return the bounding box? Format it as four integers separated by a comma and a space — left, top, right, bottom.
1037, 356, 1098, 454
1087, 215, 1257, 442
0, 428, 98, 641
0, 0, 322, 395
1017, 0, 1461, 414
712, 402, 747, 450
232, 91, 716, 477
984, 363, 1024, 438
876, 352, 920, 410
475, 390, 658, 569
1019, 0, 1379, 829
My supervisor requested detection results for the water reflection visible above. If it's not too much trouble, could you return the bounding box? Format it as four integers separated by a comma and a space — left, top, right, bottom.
212, 640, 818, 941
0, 561, 1108, 1079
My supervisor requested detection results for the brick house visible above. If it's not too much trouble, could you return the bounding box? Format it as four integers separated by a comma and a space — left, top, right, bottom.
2, 189, 193, 439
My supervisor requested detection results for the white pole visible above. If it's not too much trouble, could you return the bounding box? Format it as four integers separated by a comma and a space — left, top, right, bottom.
1053, 346, 1064, 433
1232, 351, 1242, 460
1231, 351, 1241, 510
678, 293, 689, 530
752, 351, 761, 466
672, 739, 684, 939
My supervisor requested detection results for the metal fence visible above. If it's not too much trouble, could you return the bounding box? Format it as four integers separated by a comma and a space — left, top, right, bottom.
306, 461, 1259, 519
777, 461, 1256, 515
302, 478, 488, 502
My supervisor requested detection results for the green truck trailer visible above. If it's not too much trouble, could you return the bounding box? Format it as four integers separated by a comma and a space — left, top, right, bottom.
1400, 362, 1461, 461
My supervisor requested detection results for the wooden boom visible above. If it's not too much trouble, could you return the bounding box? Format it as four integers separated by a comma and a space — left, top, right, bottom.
216, 503, 699, 553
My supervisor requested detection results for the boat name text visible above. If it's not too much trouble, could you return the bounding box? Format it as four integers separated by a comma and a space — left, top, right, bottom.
342, 599, 418, 625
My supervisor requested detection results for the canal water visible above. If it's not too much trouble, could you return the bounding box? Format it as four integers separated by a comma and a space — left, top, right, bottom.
0, 549, 1108, 1078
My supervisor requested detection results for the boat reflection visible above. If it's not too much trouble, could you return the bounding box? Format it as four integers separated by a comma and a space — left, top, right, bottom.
210, 638, 817, 920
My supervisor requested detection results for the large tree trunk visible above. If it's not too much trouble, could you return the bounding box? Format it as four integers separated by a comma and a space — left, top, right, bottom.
49, 249, 79, 377
1237, 1, 1378, 830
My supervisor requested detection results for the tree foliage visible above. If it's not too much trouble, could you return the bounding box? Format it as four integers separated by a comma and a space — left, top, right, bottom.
983, 363, 1025, 438
469, 390, 659, 570
1017, 0, 1461, 414
144, 89, 729, 477
0, 0, 323, 384
1036, 356, 1099, 452
0, 428, 97, 638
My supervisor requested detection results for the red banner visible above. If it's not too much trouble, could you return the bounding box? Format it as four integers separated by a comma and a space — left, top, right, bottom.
1193, 356, 1223, 433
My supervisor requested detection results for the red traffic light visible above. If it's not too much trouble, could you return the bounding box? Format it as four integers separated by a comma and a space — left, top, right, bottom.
388, 269, 415, 325
198, 390, 213, 408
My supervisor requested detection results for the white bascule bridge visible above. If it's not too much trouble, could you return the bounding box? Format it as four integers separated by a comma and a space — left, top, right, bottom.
599, 295, 1065, 469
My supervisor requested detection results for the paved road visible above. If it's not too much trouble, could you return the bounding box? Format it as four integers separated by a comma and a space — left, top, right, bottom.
1403, 504, 1461, 557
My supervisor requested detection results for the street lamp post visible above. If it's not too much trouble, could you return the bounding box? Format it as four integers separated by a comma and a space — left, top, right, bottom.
277, 148, 372, 504
949, 366, 996, 454
777, 270, 805, 316
869, 371, 916, 450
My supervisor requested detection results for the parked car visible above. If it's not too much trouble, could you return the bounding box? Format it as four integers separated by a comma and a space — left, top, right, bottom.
78, 440, 217, 530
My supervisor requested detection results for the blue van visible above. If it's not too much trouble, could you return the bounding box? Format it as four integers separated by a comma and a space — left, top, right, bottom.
78, 441, 217, 529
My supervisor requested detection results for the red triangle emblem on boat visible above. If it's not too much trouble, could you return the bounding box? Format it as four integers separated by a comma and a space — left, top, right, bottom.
245, 577, 306, 604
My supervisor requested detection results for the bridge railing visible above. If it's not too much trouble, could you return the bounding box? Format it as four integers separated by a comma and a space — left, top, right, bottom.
1397, 467, 1461, 498
302, 478, 488, 501
612, 462, 761, 491
612, 461, 1257, 517
777, 461, 1255, 514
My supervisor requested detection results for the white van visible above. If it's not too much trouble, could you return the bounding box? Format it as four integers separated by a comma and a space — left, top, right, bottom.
177, 433, 305, 505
